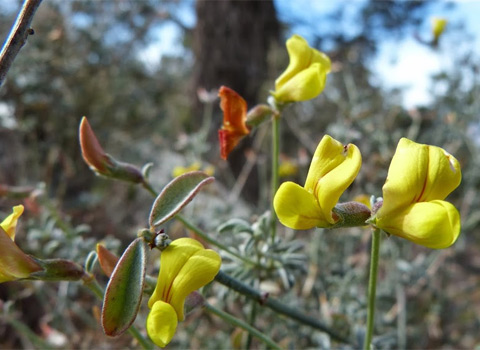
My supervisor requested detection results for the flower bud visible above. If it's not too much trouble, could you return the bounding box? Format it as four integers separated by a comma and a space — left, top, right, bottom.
79, 117, 113, 174
30, 258, 85, 281
246, 104, 275, 128
96, 244, 119, 278
331, 201, 371, 228
79, 117, 144, 184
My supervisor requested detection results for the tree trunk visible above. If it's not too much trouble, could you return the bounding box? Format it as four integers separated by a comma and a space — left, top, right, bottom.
192, 0, 279, 204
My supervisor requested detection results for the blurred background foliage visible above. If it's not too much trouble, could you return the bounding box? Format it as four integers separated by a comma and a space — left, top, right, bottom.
1, 0, 479, 348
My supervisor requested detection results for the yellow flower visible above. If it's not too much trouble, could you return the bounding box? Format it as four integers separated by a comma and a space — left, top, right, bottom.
172, 162, 215, 178
146, 238, 221, 347
432, 17, 447, 43
374, 138, 461, 249
272, 34, 331, 103
172, 162, 202, 178
274, 135, 361, 230
1, 205, 24, 239
0, 205, 42, 283
279, 159, 298, 178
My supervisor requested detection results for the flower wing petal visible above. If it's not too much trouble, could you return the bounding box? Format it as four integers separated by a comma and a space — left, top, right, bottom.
274, 181, 328, 229
169, 249, 221, 321
377, 200, 460, 249
146, 300, 178, 348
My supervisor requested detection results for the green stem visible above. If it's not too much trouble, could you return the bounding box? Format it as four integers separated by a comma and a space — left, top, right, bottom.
245, 298, 257, 349
175, 214, 257, 267
142, 180, 158, 198
81, 274, 155, 350
214, 270, 351, 344
363, 228, 381, 350
128, 326, 155, 350
270, 115, 280, 244
204, 303, 281, 350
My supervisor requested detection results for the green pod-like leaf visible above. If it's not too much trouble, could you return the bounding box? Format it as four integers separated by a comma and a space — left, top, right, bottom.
101, 237, 146, 337
149, 171, 214, 229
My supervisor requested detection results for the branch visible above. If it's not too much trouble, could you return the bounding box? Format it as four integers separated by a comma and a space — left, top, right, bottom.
214, 270, 352, 345
0, 0, 43, 87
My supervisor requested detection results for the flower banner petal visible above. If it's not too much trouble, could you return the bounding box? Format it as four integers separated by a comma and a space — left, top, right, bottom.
380, 138, 429, 215
275, 34, 313, 91
317, 143, 362, 223
311, 49, 331, 73
304, 136, 361, 223
274, 182, 327, 230
421, 145, 462, 202
148, 238, 203, 308
147, 300, 178, 348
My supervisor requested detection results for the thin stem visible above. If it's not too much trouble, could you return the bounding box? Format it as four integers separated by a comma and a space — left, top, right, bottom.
270, 115, 280, 244
141, 179, 158, 198
363, 228, 381, 350
175, 214, 257, 267
204, 303, 281, 350
245, 293, 258, 349
0, 0, 43, 87
128, 326, 154, 350
214, 270, 351, 344
81, 274, 155, 350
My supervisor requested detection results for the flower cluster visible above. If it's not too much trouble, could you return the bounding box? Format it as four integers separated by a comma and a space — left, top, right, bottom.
274, 136, 462, 249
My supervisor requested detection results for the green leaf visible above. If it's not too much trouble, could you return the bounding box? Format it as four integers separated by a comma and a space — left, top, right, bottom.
149, 171, 214, 229
101, 238, 146, 337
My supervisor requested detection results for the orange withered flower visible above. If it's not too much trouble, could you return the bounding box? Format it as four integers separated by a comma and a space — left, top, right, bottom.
218, 86, 250, 160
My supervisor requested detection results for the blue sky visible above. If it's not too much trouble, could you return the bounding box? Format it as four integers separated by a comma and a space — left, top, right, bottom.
373, 1, 480, 107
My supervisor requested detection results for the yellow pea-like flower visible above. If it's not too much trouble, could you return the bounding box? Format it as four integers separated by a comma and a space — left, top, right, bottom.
274, 135, 361, 230
432, 17, 447, 44
374, 138, 461, 249
0, 205, 42, 283
146, 238, 221, 347
272, 34, 331, 103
